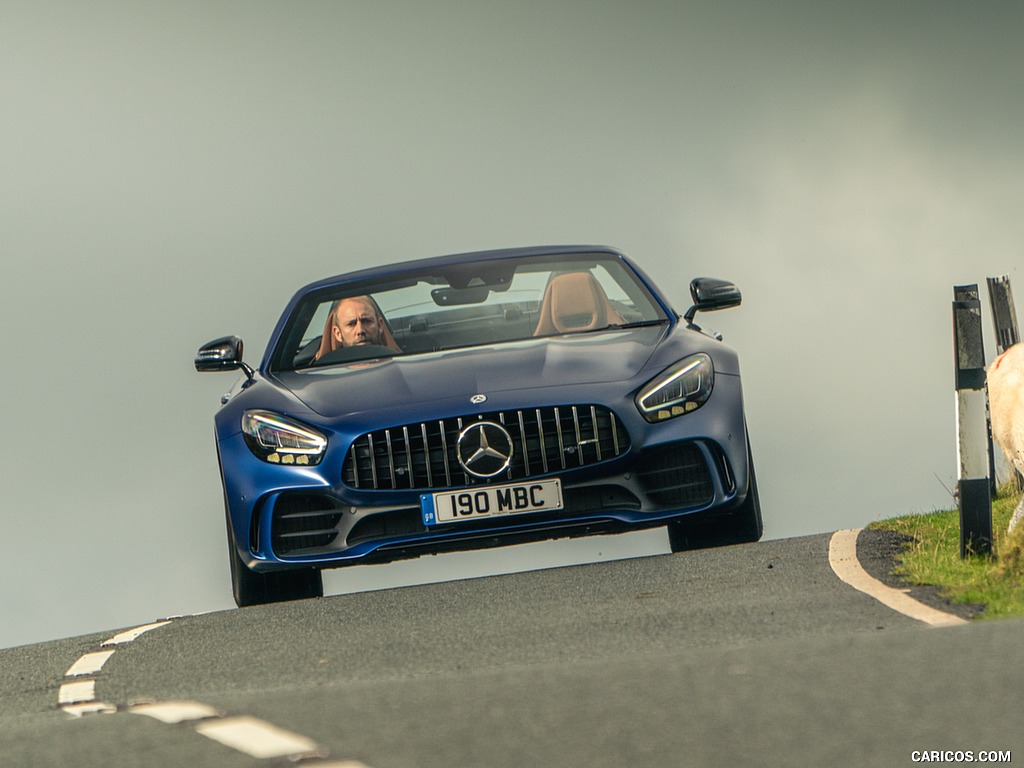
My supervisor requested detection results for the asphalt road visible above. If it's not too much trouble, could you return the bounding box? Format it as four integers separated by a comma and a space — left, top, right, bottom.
2, 532, 1022, 767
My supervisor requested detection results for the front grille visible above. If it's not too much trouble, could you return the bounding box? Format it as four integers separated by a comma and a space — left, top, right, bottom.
635, 443, 714, 508
342, 405, 630, 491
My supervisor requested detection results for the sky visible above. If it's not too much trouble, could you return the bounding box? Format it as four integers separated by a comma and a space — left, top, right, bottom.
1, 1, 1022, 649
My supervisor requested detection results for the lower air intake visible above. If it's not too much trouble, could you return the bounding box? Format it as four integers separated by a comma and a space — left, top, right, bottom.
636, 443, 714, 508
271, 493, 344, 555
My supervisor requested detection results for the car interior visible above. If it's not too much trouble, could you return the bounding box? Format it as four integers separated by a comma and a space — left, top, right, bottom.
283, 262, 660, 370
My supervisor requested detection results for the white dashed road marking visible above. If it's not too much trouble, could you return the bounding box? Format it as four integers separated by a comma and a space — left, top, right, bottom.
58, 618, 373, 766
61, 701, 118, 717
129, 700, 221, 724
195, 716, 322, 759
101, 621, 172, 646
828, 528, 968, 628
65, 650, 115, 677
58, 680, 97, 705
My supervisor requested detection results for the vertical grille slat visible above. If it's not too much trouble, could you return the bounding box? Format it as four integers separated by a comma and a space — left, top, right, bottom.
439, 419, 452, 487
368, 434, 378, 488
518, 411, 530, 476
536, 409, 549, 474
553, 407, 566, 470
349, 444, 360, 489
403, 426, 413, 488
421, 423, 433, 487
455, 417, 467, 485
384, 429, 396, 488
343, 405, 630, 491
571, 406, 583, 467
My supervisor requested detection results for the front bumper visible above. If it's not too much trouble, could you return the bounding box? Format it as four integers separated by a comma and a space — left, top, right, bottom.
218, 376, 750, 571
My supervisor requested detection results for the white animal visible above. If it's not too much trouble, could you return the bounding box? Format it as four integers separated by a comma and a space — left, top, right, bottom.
988, 342, 1024, 531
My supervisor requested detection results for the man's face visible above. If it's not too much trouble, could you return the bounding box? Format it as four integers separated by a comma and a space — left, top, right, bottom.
333, 299, 380, 347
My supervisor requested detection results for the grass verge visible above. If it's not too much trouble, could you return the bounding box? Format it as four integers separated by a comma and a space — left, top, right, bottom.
868, 485, 1024, 619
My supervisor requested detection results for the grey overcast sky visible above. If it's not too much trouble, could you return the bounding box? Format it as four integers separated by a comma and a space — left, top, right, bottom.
1, 1, 1021, 649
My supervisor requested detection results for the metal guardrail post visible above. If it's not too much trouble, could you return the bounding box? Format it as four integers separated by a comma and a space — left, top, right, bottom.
953, 284, 992, 557
986, 275, 1023, 492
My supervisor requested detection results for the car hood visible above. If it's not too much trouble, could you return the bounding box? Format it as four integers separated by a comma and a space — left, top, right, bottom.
275, 325, 668, 419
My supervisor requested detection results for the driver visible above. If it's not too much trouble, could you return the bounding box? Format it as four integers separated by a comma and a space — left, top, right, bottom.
333, 296, 387, 347
314, 295, 401, 361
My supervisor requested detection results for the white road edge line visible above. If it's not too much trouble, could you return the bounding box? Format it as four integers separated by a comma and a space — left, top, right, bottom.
828, 528, 968, 628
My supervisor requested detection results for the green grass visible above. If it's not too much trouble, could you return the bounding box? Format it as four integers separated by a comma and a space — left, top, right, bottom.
868, 486, 1024, 619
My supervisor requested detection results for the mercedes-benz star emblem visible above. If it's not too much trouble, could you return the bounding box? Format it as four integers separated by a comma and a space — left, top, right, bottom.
470, 394, 487, 404
456, 421, 513, 478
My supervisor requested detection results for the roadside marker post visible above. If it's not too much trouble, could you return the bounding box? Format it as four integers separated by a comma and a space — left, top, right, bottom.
986, 275, 1022, 491
953, 284, 992, 557
986, 275, 1020, 354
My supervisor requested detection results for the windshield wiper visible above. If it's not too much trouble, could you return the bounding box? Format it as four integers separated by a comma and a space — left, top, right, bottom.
596, 319, 669, 331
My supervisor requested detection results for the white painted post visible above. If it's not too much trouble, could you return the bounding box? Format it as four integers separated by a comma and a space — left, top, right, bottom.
953, 284, 992, 557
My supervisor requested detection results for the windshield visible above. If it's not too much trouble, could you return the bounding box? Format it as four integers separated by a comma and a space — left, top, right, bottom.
272, 253, 668, 371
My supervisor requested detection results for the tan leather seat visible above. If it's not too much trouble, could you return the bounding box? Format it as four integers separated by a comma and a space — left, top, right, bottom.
534, 272, 625, 336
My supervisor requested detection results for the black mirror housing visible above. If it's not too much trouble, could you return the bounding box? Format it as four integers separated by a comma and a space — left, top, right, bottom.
684, 278, 741, 327
195, 336, 246, 373
690, 278, 741, 311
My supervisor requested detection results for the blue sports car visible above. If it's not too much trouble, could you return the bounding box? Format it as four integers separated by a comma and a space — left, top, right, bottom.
195, 246, 761, 606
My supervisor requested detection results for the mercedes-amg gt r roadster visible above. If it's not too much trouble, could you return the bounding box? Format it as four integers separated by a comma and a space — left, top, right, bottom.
195, 245, 761, 606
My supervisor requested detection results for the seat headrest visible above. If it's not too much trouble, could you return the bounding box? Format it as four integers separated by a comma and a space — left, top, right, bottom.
534, 272, 624, 335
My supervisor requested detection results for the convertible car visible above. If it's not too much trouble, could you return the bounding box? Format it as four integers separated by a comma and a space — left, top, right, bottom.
195, 245, 761, 606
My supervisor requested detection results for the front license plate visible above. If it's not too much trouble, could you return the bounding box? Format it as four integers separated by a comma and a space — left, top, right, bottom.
422, 479, 563, 526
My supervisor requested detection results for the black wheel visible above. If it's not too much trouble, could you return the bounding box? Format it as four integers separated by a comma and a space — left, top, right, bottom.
226, 516, 323, 607
667, 447, 763, 553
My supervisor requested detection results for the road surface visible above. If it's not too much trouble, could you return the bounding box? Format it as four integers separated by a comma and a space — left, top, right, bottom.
2, 532, 1020, 767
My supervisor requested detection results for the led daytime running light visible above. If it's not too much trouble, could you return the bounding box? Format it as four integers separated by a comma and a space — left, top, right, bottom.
241, 410, 327, 465
636, 353, 713, 422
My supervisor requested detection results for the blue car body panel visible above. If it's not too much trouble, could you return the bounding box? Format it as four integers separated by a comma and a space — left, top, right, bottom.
205, 246, 754, 574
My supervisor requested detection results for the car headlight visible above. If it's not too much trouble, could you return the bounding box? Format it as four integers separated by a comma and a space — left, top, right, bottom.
636, 353, 714, 423
241, 410, 327, 465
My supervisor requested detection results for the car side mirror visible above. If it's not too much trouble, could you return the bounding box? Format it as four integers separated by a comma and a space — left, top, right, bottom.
684, 278, 741, 326
195, 336, 254, 380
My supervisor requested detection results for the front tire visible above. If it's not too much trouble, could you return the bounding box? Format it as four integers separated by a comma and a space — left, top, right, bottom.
226, 517, 323, 607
